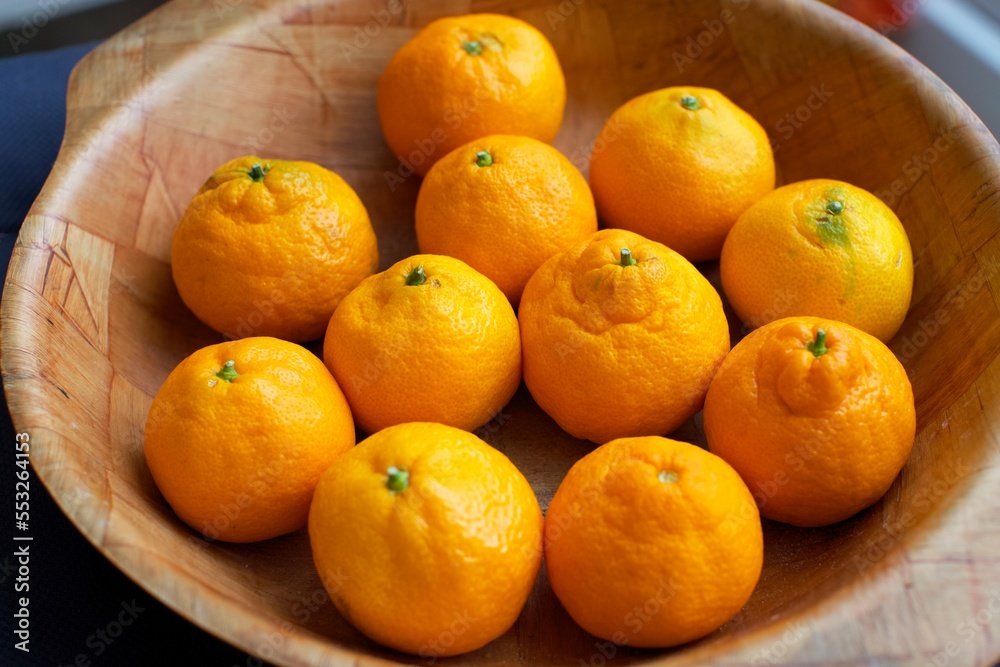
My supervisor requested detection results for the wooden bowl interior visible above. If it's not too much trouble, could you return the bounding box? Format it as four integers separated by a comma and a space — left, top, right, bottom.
4, 0, 1000, 664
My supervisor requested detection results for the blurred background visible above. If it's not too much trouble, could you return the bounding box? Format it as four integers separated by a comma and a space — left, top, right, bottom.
0, 0, 1000, 136
0, 0, 997, 135
0, 0, 165, 54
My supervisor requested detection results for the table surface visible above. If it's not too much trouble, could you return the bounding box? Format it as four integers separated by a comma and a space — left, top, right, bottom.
0, 42, 271, 667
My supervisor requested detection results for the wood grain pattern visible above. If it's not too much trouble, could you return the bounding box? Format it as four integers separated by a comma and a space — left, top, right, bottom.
3, 0, 1000, 664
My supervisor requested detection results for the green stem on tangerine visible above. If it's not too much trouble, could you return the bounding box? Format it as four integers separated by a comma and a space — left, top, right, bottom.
462, 40, 483, 55
475, 151, 493, 167
807, 329, 829, 358
659, 470, 678, 484
215, 360, 239, 383
618, 248, 637, 267
249, 163, 266, 182
680, 95, 701, 111
405, 265, 427, 286
826, 200, 845, 215
386, 466, 409, 493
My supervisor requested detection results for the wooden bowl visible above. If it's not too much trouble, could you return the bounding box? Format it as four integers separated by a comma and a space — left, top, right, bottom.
4, 0, 1000, 664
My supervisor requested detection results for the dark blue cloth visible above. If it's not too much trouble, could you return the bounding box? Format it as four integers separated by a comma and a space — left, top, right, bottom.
0, 44, 94, 281
0, 44, 262, 667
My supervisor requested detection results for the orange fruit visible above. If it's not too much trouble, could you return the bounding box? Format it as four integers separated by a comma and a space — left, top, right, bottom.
821, 0, 900, 27
518, 229, 729, 443
545, 436, 763, 647
703, 316, 916, 527
324, 254, 520, 433
589, 86, 775, 262
171, 156, 378, 343
309, 422, 542, 657
415, 134, 597, 305
144, 337, 355, 543
377, 14, 566, 177
720, 179, 913, 342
